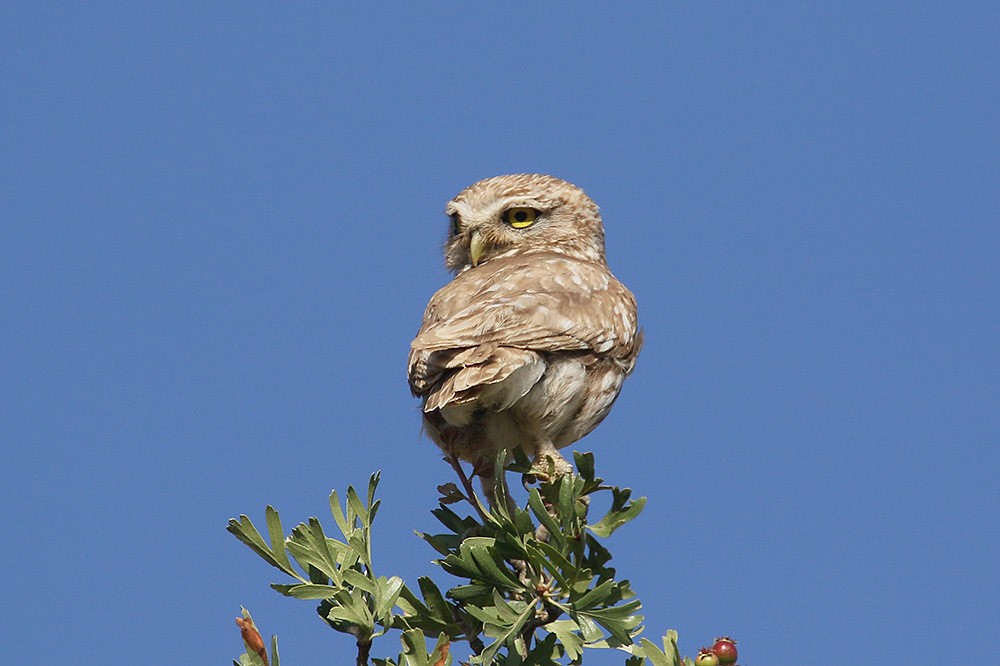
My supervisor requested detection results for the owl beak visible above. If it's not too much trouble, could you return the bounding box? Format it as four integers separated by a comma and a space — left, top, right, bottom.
469, 229, 486, 267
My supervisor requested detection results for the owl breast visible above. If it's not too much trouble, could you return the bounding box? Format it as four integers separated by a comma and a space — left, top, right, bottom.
430, 353, 626, 465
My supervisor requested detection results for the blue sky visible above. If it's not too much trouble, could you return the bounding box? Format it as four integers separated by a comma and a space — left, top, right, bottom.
2, 3, 997, 664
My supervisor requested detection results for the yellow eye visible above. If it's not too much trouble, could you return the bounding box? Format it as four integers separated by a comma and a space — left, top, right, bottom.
503, 207, 538, 229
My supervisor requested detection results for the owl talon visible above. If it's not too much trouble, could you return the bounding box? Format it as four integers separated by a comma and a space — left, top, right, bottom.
529, 452, 573, 481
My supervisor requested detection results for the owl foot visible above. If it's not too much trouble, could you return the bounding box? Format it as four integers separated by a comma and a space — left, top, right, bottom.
529, 451, 574, 481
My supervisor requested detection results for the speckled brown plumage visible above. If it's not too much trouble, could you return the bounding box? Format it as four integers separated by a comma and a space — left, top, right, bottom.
408, 174, 642, 478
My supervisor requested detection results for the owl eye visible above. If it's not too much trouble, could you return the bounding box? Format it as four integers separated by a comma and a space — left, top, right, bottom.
503, 207, 538, 229
449, 213, 460, 235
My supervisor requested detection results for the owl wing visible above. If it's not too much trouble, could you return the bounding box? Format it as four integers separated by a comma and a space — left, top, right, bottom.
408, 253, 641, 412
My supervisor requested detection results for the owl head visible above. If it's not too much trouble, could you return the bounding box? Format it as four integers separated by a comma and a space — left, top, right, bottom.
443, 174, 607, 272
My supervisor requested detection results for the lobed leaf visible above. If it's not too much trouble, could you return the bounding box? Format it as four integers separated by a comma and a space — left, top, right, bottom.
374, 575, 405, 622
264, 506, 294, 574
415, 576, 452, 623
227, 513, 305, 582
544, 619, 585, 661
347, 485, 370, 529
588, 488, 646, 538
342, 568, 378, 595
431, 504, 480, 536
367, 471, 381, 511
638, 637, 675, 666
285, 519, 346, 585
467, 593, 535, 666
577, 599, 643, 645
572, 578, 616, 611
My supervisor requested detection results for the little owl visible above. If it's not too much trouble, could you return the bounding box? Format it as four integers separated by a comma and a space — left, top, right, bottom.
408, 174, 641, 483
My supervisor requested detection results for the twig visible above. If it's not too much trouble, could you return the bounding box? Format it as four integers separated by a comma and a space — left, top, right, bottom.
520, 600, 563, 656
445, 454, 491, 523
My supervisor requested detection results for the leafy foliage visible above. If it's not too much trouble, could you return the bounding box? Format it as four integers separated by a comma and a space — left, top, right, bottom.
229, 452, 688, 665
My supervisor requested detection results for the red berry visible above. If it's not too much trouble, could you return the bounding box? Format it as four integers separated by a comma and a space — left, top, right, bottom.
695, 648, 720, 666
711, 637, 738, 665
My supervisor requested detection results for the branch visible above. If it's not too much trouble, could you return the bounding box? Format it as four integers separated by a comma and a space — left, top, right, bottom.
356, 636, 371, 666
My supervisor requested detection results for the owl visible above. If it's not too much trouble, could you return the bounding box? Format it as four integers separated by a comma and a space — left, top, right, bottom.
408, 174, 642, 484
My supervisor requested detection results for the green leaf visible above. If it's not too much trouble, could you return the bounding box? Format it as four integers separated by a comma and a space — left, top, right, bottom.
574, 613, 604, 642
569, 571, 596, 596
522, 633, 564, 666
324, 592, 375, 635
527, 488, 564, 548
440, 536, 519, 588
446, 583, 494, 604
347, 484, 370, 528
557, 475, 577, 533
468, 543, 523, 590
375, 575, 405, 619
582, 533, 612, 570
348, 533, 371, 566
462, 602, 503, 627
578, 599, 643, 645
264, 506, 294, 573
430, 504, 480, 536
306, 562, 329, 585
493, 526, 530, 561
572, 451, 595, 482
367, 471, 381, 510
427, 633, 452, 666
490, 589, 529, 623
588, 487, 646, 538
416, 576, 452, 622
235, 653, 266, 666
227, 513, 305, 581
511, 505, 536, 538
399, 628, 434, 666
531, 540, 574, 577
572, 578, 616, 611
639, 637, 674, 666
545, 619, 585, 661
418, 531, 458, 556
329, 489, 356, 539
342, 568, 378, 594
522, 545, 570, 595
468, 593, 535, 666
395, 582, 464, 639
271, 582, 342, 599
285, 519, 347, 585
664, 630, 683, 666
506, 444, 534, 474
395, 585, 428, 616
